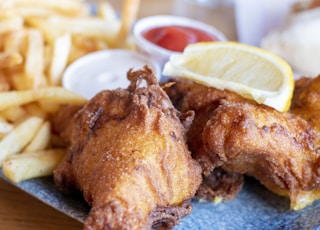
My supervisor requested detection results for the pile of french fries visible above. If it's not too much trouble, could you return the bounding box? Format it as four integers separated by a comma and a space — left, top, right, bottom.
0, 0, 124, 183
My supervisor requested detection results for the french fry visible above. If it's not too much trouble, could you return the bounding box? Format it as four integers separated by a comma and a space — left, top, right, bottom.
9, 70, 31, 91
0, 0, 11, 8
49, 33, 71, 85
9, 0, 89, 17
23, 102, 47, 118
68, 35, 108, 63
0, 0, 126, 183
0, 15, 24, 34
34, 87, 87, 104
0, 52, 23, 68
24, 29, 47, 89
0, 119, 13, 136
0, 35, 5, 51
113, 0, 140, 48
24, 17, 59, 44
24, 121, 50, 152
3, 30, 26, 54
43, 44, 52, 71
0, 7, 55, 18
0, 87, 87, 111
2, 148, 66, 183
0, 116, 43, 165
97, 2, 118, 22
37, 100, 61, 114
0, 105, 27, 122
0, 71, 10, 91
0, 90, 36, 111
0, 116, 13, 140
26, 16, 120, 44
0, 87, 86, 111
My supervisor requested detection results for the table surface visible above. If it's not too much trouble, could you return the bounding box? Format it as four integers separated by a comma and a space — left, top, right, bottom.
0, 1, 236, 229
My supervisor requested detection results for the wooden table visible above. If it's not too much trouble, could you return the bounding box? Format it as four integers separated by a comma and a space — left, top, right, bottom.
0, 1, 236, 229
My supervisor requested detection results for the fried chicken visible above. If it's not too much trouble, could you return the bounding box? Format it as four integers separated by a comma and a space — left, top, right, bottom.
165, 79, 246, 201
166, 78, 320, 210
53, 67, 202, 230
198, 100, 320, 210
290, 75, 320, 131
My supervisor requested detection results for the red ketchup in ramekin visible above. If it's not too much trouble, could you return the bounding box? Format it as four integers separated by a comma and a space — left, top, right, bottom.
133, 15, 227, 79
142, 25, 219, 52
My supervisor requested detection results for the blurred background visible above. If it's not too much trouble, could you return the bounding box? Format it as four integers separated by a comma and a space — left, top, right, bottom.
101, 0, 237, 41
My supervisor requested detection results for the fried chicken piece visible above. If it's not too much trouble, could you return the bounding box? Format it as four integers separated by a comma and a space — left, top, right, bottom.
194, 168, 244, 202
50, 104, 83, 135
53, 67, 202, 230
166, 78, 320, 210
290, 75, 320, 131
197, 100, 320, 210
165, 79, 246, 201
165, 78, 251, 153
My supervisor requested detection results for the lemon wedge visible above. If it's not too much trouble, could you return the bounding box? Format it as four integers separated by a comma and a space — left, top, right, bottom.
162, 42, 294, 112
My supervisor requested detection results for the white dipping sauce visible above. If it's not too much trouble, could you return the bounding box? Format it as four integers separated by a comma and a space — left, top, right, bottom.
62, 50, 161, 99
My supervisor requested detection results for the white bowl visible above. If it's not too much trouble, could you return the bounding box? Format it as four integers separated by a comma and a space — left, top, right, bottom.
133, 15, 227, 69
62, 50, 161, 99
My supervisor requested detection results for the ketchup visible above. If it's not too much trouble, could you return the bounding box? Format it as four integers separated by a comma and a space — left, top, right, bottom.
142, 25, 218, 52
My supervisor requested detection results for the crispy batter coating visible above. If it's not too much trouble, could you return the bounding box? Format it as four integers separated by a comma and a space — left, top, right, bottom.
53, 67, 202, 230
165, 79, 246, 201
166, 78, 320, 210
290, 76, 320, 131
198, 100, 320, 210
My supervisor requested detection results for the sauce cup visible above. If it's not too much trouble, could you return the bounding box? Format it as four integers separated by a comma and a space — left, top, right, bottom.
62, 49, 161, 99
133, 15, 227, 69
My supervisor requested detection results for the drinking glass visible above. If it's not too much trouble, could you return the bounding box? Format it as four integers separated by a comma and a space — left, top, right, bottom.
235, 0, 299, 46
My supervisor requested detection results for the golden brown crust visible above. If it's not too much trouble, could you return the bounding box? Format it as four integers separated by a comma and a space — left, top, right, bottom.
290, 75, 320, 132
53, 66, 202, 229
195, 168, 244, 202
165, 77, 320, 210
165, 79, 247, 202
199, 100, 320, 209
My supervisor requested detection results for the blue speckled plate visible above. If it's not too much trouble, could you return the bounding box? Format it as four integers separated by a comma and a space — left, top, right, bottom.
1, 169, 320, 230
